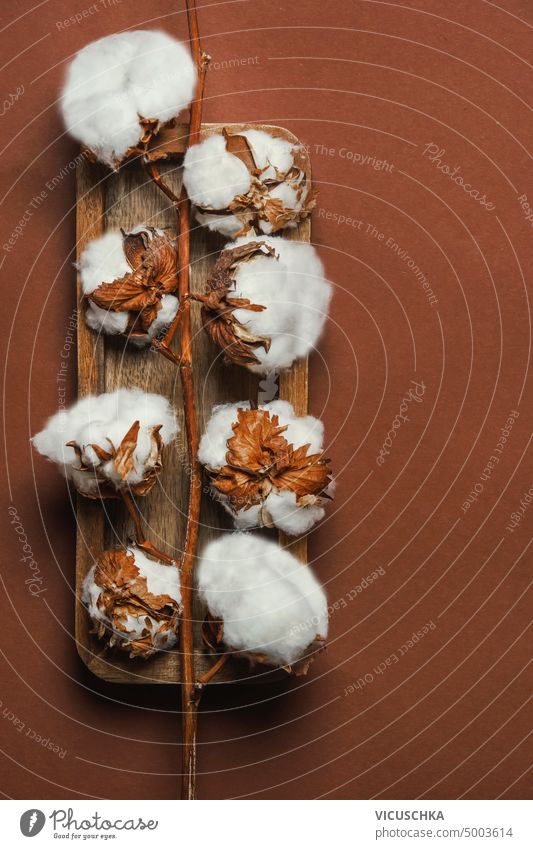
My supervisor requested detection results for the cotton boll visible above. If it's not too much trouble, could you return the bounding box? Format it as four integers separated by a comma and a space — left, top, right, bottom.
184, 134, 252, 209
127, 546, 181, 603
32, 388, 178, 498
182, 128, 316, 237
61, 30, 196, 169
198, 534, 327, 670
197, 401, 249, 469
265, 490, 325, 535
82, 546, 181, 657
127, 31, 196, 122
79, 227, 178, 344
195, 235, 331, 373
230, 502, 263, 530
198, 401, 331, 535
265, 400, 325, 455
234, 236, 333, 374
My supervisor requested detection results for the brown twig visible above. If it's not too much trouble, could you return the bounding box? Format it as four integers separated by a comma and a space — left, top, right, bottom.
174, 1, 211, 802
120, 491, 176, 566
138, 0, 210, 800
156, 2, 210, 360
141, 0, 210, 801
142, 159, 182, 207
196, 652, 229, 686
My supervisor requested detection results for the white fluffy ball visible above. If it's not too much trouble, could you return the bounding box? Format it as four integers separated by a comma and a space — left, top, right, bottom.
32, 387, 178, 497
197, 534, 328, 668
61, 30, 196, 169
228, 234, 332, 372
198, 400, 330, 535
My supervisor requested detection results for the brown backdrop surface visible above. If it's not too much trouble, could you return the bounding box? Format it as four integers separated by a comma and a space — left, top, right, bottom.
0, 0, 532, 800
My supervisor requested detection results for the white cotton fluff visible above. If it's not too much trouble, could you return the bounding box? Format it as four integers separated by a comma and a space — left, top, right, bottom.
183, 129, 309, 237
32, 388, 179, 497
79, 228, 179, 343
183, 134, 252, 208
82, 546, 181, 652
228, 234, 332, 373
198, 534, 328, 667
61, 30, 196, 169
198, 400, 329, 535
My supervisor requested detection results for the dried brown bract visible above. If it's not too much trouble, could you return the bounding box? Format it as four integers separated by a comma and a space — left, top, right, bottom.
88, 228, 178, 337
205, 407, 331, 525
67, 419, 163, 498
191, 241, 275, 366
83, 548, 181, 658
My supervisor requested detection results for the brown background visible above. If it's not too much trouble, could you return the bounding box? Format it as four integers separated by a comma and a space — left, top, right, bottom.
1, 0, 532, 800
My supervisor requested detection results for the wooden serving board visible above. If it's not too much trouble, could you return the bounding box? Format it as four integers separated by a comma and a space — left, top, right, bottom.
75, 123, 310, 684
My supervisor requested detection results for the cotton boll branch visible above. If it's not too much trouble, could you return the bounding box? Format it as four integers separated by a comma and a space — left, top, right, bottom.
139, 0, 210, 802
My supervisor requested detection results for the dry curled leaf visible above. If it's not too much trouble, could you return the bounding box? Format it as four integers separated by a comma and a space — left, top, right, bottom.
91, 549, 181, 659
192, 242, 275, 367
207, 408, 331, 515
88, 227, 178, 335
67, 420, 163, 498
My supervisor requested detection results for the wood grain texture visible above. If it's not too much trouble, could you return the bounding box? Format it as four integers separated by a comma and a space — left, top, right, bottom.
75, 124, 311, 683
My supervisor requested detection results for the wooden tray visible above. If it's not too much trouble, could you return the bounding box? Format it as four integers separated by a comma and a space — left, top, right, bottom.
75, 123, 310, 684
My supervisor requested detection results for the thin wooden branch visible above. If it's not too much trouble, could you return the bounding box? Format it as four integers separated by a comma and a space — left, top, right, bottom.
141, 0, 211, 801
120, 491, 176, 566
142, 159, 182, 207
175, 0, 211, 802
196, 652, 229, 686
156, 0, 210, 359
